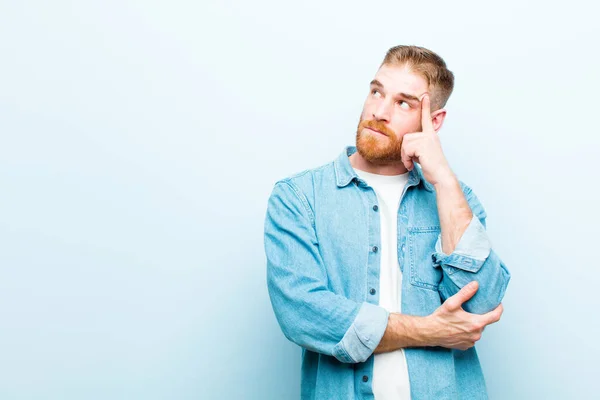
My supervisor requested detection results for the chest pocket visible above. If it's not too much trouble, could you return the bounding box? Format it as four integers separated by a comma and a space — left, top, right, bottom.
407, 227, 443, 291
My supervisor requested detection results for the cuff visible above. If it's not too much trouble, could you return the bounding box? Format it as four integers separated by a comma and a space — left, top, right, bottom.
433, 215, 492, 273
332, 302, 389, 363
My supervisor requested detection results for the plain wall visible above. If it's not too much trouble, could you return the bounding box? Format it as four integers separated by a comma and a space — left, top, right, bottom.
1, 1, 598, 399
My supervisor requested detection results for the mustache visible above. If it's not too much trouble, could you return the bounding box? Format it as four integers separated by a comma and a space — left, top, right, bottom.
359, 120, 395, 137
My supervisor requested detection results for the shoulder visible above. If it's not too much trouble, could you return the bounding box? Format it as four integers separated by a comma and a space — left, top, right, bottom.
267, 160, 334, 223
275, 160, 332, 190
271, 160, 333, 201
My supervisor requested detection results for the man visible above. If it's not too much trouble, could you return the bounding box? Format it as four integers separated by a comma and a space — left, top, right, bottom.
264, 45, 510, 400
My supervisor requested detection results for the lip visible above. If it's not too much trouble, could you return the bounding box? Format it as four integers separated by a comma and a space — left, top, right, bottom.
366, 127, 387, 136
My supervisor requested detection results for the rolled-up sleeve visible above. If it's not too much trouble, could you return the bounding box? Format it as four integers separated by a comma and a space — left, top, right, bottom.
264, 180, 389, 363
432, 184, 511, 314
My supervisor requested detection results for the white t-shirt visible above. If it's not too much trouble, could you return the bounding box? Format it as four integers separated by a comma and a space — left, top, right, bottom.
354, 167, 411, 400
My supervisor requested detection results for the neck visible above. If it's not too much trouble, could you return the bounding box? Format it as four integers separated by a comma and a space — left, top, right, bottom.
349, 151, 410, 176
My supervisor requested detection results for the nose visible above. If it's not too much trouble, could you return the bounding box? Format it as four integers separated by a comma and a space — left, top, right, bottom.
372, 99, 392, 122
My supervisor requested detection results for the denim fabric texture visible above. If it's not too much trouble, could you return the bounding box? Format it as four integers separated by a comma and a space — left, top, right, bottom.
264, 146, 511, 400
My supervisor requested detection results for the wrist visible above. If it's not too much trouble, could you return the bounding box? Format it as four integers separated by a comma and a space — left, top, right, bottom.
432, 172, 458, 190
413, 315, 439, 347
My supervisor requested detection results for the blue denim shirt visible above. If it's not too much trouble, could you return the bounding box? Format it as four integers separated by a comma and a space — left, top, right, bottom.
264, 146, 511, 400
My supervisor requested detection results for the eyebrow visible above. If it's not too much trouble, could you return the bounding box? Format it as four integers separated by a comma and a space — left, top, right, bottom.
370, 79, 421, 103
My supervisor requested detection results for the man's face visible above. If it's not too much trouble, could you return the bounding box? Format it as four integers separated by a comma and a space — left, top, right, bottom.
356, 63, 430, 165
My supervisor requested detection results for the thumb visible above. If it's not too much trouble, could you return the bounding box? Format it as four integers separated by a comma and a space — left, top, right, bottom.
444, 281, 479, 311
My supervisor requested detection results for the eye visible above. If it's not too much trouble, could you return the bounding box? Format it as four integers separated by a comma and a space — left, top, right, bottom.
397, 100, 410, 110
371, 89, 382, 98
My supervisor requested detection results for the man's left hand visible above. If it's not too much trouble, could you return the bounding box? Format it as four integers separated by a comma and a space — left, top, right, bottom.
400, 94, 455, 186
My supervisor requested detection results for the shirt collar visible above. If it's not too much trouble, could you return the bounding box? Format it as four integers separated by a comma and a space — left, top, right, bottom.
334, 145, 434, 191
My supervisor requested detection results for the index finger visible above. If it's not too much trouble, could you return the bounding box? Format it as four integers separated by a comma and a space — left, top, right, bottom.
481, 303, 504, 326
420, 93, 434, 132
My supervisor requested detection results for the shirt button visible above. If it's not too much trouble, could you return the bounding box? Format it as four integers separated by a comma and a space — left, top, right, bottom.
362, 375, 369, 382
372, 205, 378, 211
401, 244, 406, 253
370, 288, 376, 295
372, 246, 378, 253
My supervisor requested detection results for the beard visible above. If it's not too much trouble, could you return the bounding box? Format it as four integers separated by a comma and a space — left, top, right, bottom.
355, 117, 404, 165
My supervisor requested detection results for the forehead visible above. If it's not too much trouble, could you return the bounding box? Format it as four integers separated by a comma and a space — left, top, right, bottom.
373, 64, 429, 97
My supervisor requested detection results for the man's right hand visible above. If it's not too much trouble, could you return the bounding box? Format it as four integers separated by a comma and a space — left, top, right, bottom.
423, 281, 504, 351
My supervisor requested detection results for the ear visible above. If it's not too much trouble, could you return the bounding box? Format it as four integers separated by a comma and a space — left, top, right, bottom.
430, 108, 447, 133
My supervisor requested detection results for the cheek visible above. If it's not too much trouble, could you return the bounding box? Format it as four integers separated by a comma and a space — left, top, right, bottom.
392, 115, 420, 134
360, 104, 371, 119
362, 98, 379, 115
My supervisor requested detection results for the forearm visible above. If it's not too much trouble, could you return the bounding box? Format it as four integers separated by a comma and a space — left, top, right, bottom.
374, 312, 432, 353
434, 174, 473, 255
431, 180, 511, 314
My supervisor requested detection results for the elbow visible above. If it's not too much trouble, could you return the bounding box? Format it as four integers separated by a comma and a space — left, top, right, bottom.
463, 262, 511, 314
270, 301, 306, 349
439, 249, 511, 314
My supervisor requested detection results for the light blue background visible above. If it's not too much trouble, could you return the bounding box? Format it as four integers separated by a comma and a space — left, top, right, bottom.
1, 1, 598, 399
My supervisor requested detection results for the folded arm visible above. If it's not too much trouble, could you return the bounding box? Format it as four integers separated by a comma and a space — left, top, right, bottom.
264, 180, 390, 363
264, 177, 509, 361
432, 177, 511, 314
